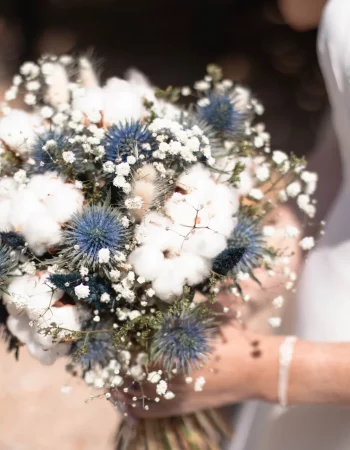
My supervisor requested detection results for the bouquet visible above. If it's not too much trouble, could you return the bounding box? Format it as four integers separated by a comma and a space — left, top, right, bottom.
0, 55, 317, 449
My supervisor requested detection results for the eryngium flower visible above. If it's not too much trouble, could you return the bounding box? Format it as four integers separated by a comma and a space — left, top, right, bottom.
61, 205, 129, 272
70, 319, 116, 372
0, 231, 25, 248
212, 214, 266, 276
0, 244, 17, 287
197, 93, 249, 137
32, 129, 73, 173
150, 304, 214, 374
49, 272, 113, 310
103, 120, 157, 163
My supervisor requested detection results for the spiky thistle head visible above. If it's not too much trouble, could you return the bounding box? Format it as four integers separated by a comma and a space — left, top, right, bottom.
0, 244, 17, 288
60, 204, 129, 273
150, 303, 215, 375
197, 92, 250, 137
0, 232, 25, 249
49, 272, 113, 311
178, 110, 221, 155
70, 318, 116, 373
212, 214, 266, 276
32, 129, 72, 173
103, 120, 157, 164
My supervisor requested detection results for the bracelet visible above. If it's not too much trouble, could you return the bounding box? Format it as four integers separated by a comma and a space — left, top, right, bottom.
278, 335, 297, 407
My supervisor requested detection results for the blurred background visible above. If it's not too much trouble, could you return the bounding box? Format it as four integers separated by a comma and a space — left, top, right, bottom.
0, 0, 326, 448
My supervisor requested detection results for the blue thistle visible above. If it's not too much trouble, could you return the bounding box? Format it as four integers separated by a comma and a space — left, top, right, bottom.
0, 232, 25, 249
103, 120, 157, 163
32, 130, 72, 173
213, 214, 266, 276
61, 205, 129, 272
70, 319, 116, 372
49, 272, 113, 310
197, 93, 249, 137
150, 304, 214, 375
0, 245, 17, 287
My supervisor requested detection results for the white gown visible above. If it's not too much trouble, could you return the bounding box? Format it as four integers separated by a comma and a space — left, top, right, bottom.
231, 1, 350, 449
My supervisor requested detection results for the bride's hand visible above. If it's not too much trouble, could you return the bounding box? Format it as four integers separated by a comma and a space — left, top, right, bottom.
113, 325, 281, 419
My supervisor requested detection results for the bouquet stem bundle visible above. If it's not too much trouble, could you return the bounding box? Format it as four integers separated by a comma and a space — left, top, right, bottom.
115, 408, 233, 450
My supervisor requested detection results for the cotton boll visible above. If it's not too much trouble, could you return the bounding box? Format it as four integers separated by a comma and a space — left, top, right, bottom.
22, 215, 62, 255
125, 69, 157, 104
102, 78, 143, 124
33, 304, 89, 342
79, 57, 99, 88
137, 212, 182, 251
6, 314, 32, 342
73, 85, 104, 118
45, 63, 70, 107
151, 259, 185, 302
8, 188, 62, 254
3, 272, 64, 316
0, 110, 40, 154
0, 177, 17, 231
27, 172, 84, 223
8, 188, 46, 231
174, 253, 210, 285
26, 340, 70, 365
129, 245, 165, 281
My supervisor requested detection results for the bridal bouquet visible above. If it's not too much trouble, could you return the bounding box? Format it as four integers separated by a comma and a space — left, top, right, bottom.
0, 55, 317, 448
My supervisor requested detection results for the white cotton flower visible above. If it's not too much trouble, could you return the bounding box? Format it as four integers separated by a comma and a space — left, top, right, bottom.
129, 165, 238, 301
25, 172, 84, 224
98, 248, 110, 264
4, 272, 88, 365
0, 177, 17, 231
286, 181, 301, 198
272, 150, 288, 165
0, 110, 40, 154
74, 284, 90, 299
62, 151, 76, 164
299, 237, 315, 250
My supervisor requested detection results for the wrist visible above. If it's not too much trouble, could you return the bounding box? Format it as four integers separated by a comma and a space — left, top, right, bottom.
248, 333, 283, 402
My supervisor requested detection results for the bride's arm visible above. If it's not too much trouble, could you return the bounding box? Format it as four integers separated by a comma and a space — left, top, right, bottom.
116, 327, 350, 418
278, 0, 326, 30
257, 335, 350, 405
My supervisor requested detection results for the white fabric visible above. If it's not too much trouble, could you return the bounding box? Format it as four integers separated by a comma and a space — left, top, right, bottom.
231, 1, 350, 449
